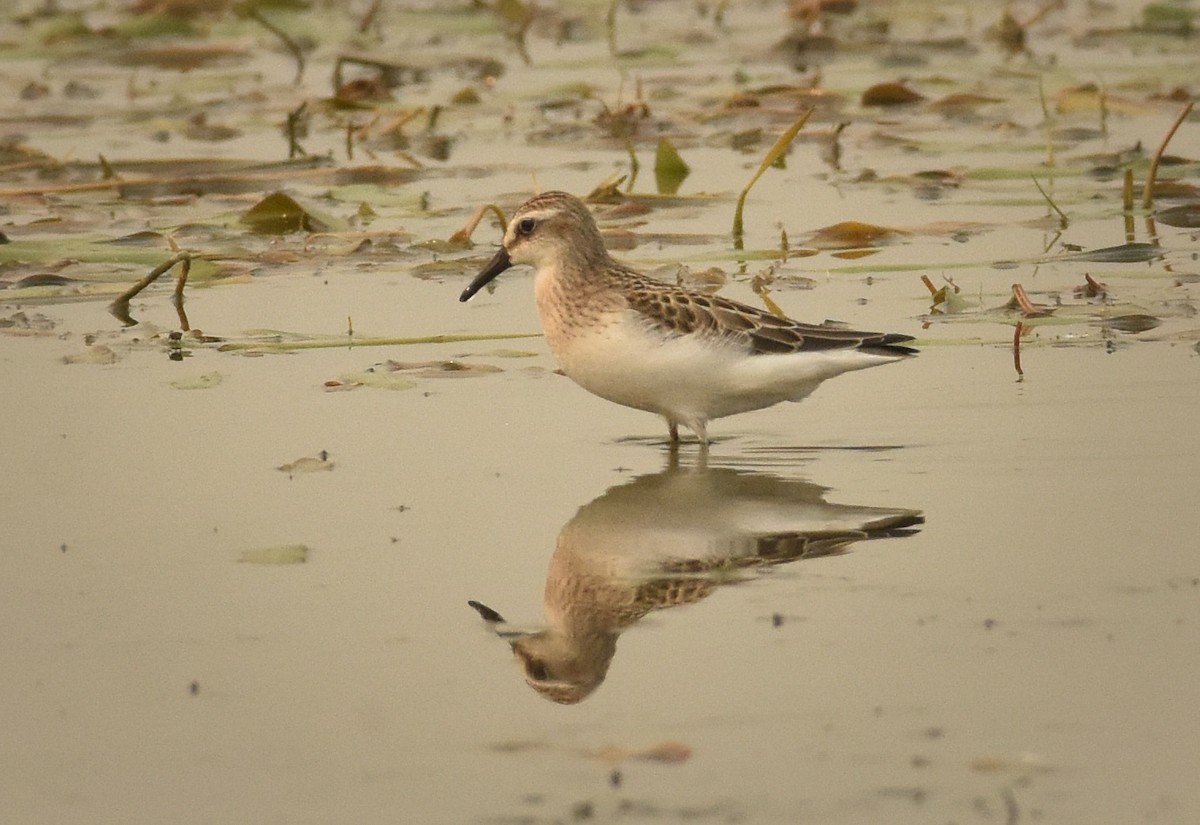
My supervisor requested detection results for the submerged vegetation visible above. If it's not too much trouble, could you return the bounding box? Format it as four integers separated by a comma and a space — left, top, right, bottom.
0, 0, 1197, 377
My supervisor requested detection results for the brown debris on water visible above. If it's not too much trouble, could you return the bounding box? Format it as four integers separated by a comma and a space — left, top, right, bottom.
990, 1, 1061, 60
921, 275, 969, 316
1008, 283, 1055, 318
806, 220, 905, 250
1072, 274, 1106, 300
447, 202, 508, 248
861, 82, 924, 107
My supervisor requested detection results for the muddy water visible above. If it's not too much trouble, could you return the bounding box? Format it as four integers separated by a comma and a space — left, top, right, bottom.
3, 1, 1200, 824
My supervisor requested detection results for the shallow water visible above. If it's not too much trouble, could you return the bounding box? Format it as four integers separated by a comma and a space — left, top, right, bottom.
2, 1, 1200, 823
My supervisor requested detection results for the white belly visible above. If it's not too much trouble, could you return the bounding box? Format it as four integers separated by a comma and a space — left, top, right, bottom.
547, 310, 843, 424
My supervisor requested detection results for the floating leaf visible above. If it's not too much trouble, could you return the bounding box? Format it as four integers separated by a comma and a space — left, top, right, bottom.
1054, 242, 1163, 263
112, 42, 251, 69
928, 92, 1004, 112
240, 191, 343, 234
239, 544, 310, 565
1156, 202, 1200, 228
806, 221, 905, 249
831, 248, 881, 260
334, 371, 419, 390
383, 359, 503, 378
632, 741, 693, 763
653, 137, 690, 195
1100, 314, 1161, 333
335, 76, 394, 105
1142, 2, 1198, 35
861, 82, 924, 107
495, 0, 534, 26
452, 86, 481, 105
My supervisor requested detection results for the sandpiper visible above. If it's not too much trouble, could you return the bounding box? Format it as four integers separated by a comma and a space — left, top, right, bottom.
460, 191, 916, 445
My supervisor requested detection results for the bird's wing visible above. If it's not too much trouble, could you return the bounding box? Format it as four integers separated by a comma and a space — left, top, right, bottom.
624, 282, 916, 356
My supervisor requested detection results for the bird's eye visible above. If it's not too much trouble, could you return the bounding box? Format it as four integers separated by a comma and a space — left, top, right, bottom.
516, 217, 537, 235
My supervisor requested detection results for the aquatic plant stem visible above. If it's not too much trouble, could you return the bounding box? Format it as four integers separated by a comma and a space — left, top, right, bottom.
1013, 321, 1025, 378
449, 203, 509, 245
235, 3, 306, 85
217, 331, 542, 353
109, 251, 192, 329
1141, 99, 1194, 211
606, 0, 619, 56
732, 108, 813, 246
1030, 175, 1067, 227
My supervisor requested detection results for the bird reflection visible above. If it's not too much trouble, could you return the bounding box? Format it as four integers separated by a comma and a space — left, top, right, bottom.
470, 460, 923, 704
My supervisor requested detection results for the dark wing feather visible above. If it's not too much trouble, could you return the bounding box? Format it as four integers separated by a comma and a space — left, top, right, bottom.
625, 280, 916, 356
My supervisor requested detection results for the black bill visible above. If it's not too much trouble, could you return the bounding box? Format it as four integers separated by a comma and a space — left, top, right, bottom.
459, 247, 513, 302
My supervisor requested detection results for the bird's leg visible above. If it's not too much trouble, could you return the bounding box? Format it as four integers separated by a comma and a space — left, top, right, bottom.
668, 421, 680, 444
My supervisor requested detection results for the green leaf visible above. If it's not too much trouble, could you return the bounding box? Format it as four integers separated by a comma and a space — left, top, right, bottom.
732, 109, 812, 242
240, 191, 346, 235
653, 137, 690, 195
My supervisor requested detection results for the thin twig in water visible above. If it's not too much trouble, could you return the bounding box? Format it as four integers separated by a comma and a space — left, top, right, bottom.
286, 101, 308, 158
606, 0, 619, 56
238, 3, 305, 85
624, 136, 639, 191
358, 0, 382, 34
1013, 321, 1024, 378
1141, 98, 1194, 210
109, 251, 193, 329
1030, 175, 1067, 227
